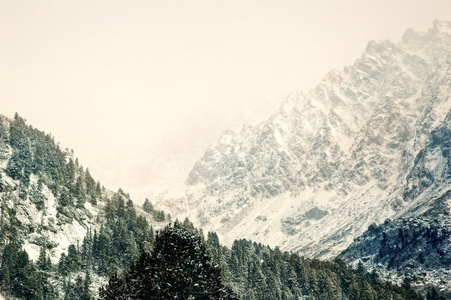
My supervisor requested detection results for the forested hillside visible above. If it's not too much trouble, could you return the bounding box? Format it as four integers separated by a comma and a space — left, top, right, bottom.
101, 220, 424, 299
0, 114, 169, 299
0, 114, 426, 299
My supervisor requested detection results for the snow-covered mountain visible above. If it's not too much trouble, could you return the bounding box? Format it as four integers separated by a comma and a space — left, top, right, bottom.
174, 20, 451, 262
0, 114, 420, 300
339, 110, 451, 295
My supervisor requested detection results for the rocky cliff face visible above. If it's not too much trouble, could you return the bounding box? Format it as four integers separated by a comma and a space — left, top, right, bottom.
339, 110, 451, 295
0, 115, 94, 263
181, 20, 451, 261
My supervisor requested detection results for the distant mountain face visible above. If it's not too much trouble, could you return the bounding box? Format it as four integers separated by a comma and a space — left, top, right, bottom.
0, 114, 419, 300
339, 110, 451, 296
178, 20, 451, 261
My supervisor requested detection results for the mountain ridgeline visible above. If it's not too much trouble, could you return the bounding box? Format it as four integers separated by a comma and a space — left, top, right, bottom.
0, 113, 169, 299
168, 20, 451, 295
2, 20, 451, 299
0, 115, 424, 298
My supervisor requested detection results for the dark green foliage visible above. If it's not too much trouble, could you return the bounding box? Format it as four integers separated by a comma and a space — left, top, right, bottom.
0, 242, 56, 299
152, 225, 234, 299
92, 226, 114, 275
0, 117, 8, 147
427, 287, 446, 300
72, 192, 156, 277
1, 192, 22, 244
84, 168, 98, 205
0, 114, 426, 299
81, 229, 94, 269
202, 238, 422, 300
67, 244, 81, 272
100, 225, 238, 299
0, 115, 158, 297
58, 244, 82, 276
36, 270, 58, 300
153, 210, 165, 221
99, 223, 419, 299
0, 243, 37, 299
6, 114, 63, 190
59, 188, 74, 207
37, 246, 52, 272
134, 215, 154, 252
63, 272, 92, 300
99, 272, 125, 299
142, 198, 153, 213
141, 198, 167, 222
3, 114, 100, 211
75, 175, 86, 207
341, 215, 451, 299
111, 218, 139, 266
30, 179, 46, 210
6, 114, 32, 183
58, 253, 68, 276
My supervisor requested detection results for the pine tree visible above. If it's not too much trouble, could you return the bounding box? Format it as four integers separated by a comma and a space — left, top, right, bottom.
142, 198, 153, 213
37, 246, 51, 271
99, 272, 125, 300
93, 226, 113, 275
66, 158, 76, 185
82, 271, 92, 300
58, 253, 68, 276
100, 225, 238, 299
66, 244, 81, 273
75, 175, 86, 207
30, 180, 46, 210
0, 263, 10, 292
1, 243, 41, 299
125, 199, 136, 221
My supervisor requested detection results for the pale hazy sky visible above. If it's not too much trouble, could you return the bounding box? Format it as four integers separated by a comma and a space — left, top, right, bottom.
2, 1, 451, 199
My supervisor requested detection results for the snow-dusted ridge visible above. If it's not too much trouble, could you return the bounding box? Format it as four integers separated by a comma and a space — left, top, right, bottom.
0, 117, 169, 265
162, 20, 451, 265
339, 108, 451, 295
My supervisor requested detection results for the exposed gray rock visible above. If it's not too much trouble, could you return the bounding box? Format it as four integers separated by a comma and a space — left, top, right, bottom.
178, 21, 451, 271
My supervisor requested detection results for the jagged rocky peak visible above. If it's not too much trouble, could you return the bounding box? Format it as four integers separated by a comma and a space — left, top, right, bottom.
339, 105, 451, 294
402, 20, 451, 44
402, 111, 451, 205
180, 20, 451, 263
430, 19, 451, 38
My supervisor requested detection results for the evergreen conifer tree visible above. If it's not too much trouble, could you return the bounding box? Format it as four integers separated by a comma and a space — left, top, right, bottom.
142, 198, 153, 213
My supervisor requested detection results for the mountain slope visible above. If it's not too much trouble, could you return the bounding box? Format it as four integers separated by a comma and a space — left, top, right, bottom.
0, 113, 420, 299
0, 113, 170, 299
339, 110, 451, 296
176, 20, 451, 261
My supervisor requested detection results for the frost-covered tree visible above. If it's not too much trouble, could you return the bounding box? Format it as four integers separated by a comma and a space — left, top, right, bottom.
100, 225, 237, 299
